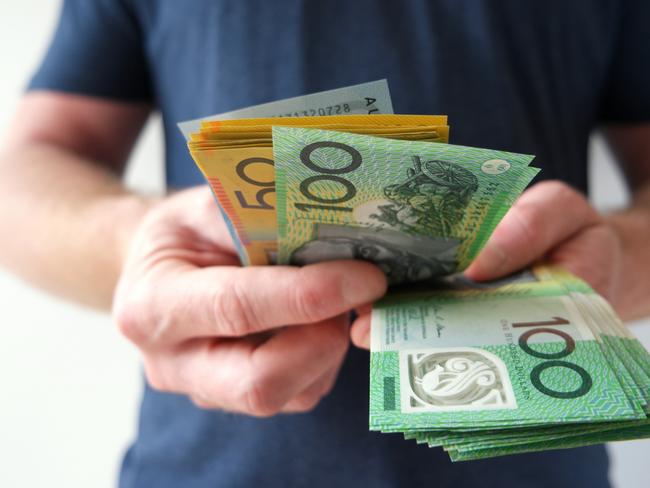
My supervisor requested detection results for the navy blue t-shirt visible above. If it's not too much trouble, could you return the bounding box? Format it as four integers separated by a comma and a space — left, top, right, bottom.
29, 1, 650, 487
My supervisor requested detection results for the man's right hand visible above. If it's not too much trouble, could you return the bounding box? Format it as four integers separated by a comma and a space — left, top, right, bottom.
113, 186, 388, 416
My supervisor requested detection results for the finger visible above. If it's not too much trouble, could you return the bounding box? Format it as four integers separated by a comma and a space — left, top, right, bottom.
281, 365, 340, 413
547, 224, 621, 302
151, 316, 350, 416
142, 335, 259, 401
116, 259, 387, 347
242, 316, 349, 415
465, 181, 601, 281
191, 364, 340, 413
350, 312, 372, 350
354, 303, 373, 316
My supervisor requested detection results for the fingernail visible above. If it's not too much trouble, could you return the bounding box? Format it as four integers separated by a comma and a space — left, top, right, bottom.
359, 324, 370, 349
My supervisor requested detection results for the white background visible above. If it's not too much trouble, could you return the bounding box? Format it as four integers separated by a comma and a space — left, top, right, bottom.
0, 2, 648, 487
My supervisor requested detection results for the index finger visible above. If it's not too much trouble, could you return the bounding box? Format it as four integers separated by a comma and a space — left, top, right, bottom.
124, 259, 387, 346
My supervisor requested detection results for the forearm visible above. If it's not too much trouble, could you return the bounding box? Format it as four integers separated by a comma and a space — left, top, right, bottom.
0, 143, 153, 309
606, 183, 650, 321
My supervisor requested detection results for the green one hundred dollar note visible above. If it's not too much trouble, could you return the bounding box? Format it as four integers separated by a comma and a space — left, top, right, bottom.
395, 268, 650, 460
273, 127, 539, 284
368, 275, 643, 433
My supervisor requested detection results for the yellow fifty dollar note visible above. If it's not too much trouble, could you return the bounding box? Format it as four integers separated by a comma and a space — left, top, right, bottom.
193, 147, 278, 264
200, 114, 447, 131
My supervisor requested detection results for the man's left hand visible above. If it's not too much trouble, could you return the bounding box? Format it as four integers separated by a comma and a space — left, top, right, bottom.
351, 180, 624, 349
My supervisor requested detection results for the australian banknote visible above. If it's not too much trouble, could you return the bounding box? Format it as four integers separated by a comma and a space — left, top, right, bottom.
191, 116, 449, 265
369, 266, 650, 460
273, 127, 538, 283
178, 79, 394, 140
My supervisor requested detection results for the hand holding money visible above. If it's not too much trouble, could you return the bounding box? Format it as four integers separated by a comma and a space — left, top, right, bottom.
113, 82, 394, 417
113, 187, 387, 416
466, 180, 623, 306
351, 180, 624, 349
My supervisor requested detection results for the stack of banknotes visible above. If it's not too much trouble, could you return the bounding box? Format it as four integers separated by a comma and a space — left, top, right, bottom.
183, 81, 650, 460
372, 266, 650, 460
188, 113, 451, 266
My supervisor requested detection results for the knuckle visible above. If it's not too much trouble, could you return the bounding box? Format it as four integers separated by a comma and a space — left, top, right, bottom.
289, 393, 322, 413
213, 276, 258, 336
515, 203, 543, 241
583, 223, 617, 250
240, 372, 283, 417
142, 357, 169, 392
290, 272, 329, 323
113, 288, 150, 345
320, 376, 337, 398
317, 324, 350, 356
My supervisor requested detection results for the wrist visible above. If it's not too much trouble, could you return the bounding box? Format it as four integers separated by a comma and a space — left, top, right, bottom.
89, 193, 158, 283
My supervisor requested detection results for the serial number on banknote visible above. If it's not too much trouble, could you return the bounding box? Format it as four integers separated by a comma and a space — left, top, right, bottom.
276, 97, 381, 117
278, 104, 353, 117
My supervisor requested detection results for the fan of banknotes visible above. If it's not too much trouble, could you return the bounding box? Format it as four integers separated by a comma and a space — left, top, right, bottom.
182, 80, 650, 461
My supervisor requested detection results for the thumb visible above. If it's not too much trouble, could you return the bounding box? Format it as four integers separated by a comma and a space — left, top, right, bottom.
465, 181, 599, 281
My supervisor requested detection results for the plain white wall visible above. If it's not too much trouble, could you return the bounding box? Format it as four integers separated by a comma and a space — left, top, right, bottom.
0, 2, 648, 487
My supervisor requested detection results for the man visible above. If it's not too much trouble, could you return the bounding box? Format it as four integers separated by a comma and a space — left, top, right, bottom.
1, 1, 649, 486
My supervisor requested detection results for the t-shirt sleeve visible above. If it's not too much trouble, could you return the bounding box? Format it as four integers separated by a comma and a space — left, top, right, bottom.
27, 0, 152, 102
598, 0, 650, 123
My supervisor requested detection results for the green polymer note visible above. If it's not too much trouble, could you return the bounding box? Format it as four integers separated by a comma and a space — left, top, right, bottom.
437, 419, 649, 451
396, 268, 650, 460
368, 277, 642, 432
591, 294, 650, 379
535, 268, 650, 411
571, 293, 650, 412
273, 127, 539, 284
543, 268, 650, 411
447, 421, 650, 461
